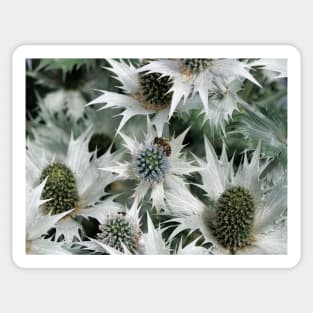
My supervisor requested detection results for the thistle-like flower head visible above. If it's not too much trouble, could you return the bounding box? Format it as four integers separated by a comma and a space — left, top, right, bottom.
180, 58, 215, 75
77, 204, 209, 255
210, 186, 256, 253
137, 70, 173, 111
96, 213, 141, 253
134, 144, 169, 183
40, 162, 79, 215
165, 138, 287, 255
87, 59, 175, 136
137, 58, 263, 133
100, 118, 199, 211
26, 130, 122, 242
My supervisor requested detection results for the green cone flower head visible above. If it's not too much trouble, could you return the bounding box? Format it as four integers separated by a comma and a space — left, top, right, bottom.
40, 162, 79, 214
138, 71, 173, 111
97, 214, 141, 253
210, 187, 255, 254
181, 58, 214, 74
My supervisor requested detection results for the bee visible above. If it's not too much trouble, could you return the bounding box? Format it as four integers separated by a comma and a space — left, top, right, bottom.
153, 137, 171, 156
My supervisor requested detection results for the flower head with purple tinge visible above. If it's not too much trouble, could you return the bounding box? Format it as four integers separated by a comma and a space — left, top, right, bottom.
134, 144, 169, 183
100, 118, 199, 211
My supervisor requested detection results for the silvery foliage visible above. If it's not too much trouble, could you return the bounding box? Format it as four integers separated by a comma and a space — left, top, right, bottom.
25, 58, 287, 255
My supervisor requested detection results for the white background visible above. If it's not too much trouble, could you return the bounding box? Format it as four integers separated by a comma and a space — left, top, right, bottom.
0, 1, 311, 312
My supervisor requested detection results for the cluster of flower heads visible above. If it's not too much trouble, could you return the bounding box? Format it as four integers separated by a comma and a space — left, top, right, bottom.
26, 57, 287, 255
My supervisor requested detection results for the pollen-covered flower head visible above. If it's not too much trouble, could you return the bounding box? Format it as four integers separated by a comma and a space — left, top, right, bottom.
100, 118, 199, 211
165, 138, 287, 255
26, 130, 122, 243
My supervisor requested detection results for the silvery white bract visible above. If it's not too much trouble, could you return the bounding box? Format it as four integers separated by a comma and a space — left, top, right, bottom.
42, 89, 86, 122
165, 138, 287, 255
250, 58, 287, 79
26, 180, 71, 254
25, 57, 288, 257
87, 59, 201, 136
138, 59, 261, 123
87, 59, 173, 136
100, 118, 199, 211
26, 130, 122, 242
28, 94, 120, 161
78, 200, 209, 255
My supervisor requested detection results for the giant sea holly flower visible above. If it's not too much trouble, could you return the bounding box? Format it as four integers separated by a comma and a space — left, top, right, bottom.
165, 138, 287, 255
138, 58, 261, 119
87, 59, 175, 136
100, 119, 199, 211
78, 201, 209, 255
26, 130, 122, 242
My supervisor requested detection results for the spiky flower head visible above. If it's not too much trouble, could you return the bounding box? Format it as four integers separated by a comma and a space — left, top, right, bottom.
100, 119, 199, 211
134, 144, 169, 183
78, 209, 209, 255
97, 213, 141, 253
138, 58, 261, 126
181, 58, 214, 75
165, 138, 287, 255
87, 59, 180, 136
26, 130, 122, 242
210, 187, 255, 254
138, 71, 173, 111
40, 162, 79, 214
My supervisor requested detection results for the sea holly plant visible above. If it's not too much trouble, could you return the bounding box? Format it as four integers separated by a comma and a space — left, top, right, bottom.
26, 130, 122, 242
100, 118, 199, 211
164, 139, 287, 255
138, 59, 261, 129
87, 59, 203, 136
87, 59, 173, 136
25, 57, 288, 256
77, 201, 209, 255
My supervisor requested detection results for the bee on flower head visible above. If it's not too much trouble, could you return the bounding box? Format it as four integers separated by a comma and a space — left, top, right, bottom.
153, 137, 172, 156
